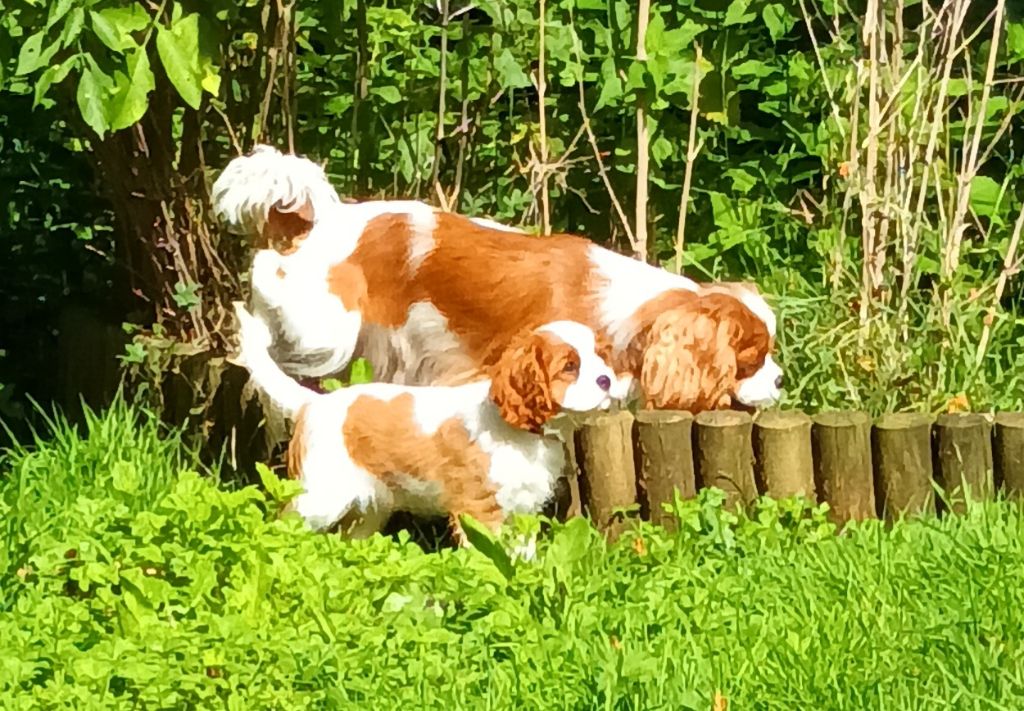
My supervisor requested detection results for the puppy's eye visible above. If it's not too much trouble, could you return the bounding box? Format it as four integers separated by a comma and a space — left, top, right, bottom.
563, 360, 579, 373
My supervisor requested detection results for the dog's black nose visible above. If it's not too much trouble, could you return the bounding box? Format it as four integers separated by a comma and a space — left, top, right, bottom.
774, 375, 784, 389
597, 375, 611, 392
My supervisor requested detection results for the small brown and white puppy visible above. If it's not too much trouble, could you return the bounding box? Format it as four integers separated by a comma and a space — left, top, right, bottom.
234, 303, 616, 541
213, 145, 783, 414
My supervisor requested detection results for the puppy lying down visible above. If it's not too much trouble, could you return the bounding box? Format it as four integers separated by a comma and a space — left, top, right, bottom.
233, 303, 617, 543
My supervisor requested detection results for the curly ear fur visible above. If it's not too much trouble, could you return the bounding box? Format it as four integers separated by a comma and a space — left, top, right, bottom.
488, 334, 559, 433
640, 308, 737, 412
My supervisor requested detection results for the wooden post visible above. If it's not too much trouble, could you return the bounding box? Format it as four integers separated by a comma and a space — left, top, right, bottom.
935, 413, 993, 513
634, 410, 695, 528
576, 411, 638, 536
872, 413, 935, 520
752, 411, 815, 500
694, 411, 756, 509
811, 411, 876, 525
994, 413, 1024, 498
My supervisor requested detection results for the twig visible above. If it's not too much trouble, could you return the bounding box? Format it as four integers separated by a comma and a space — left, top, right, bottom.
945, 0, 1005, 277
430, 0, 450, 204
674, 42, 703, 275
976, 202, 1024, 366
633, 0, 651, 262
568, 21, 635, 249
538, 0, 550, 234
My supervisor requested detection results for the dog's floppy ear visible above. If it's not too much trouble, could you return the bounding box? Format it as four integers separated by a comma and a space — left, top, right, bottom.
265, 199, 314, 254
639, 307, 737, 412
488, 333, 559, 433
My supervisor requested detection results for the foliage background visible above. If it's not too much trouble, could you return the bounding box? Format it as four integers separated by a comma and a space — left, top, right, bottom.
1, 0, 1023, 430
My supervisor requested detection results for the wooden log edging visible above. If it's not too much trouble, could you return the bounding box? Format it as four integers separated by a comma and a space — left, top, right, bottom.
570, 409, 1012, 531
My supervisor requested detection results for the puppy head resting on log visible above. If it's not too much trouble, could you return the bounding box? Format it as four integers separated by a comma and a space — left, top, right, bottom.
233, 302, 618, 541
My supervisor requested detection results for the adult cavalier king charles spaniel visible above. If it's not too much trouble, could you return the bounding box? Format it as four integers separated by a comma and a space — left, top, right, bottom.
214, 145, 783, 413
234, 302, 616, 540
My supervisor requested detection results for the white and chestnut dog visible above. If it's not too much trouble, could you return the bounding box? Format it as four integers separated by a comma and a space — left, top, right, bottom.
233, 302, 616, 540
214, 145, 783, 413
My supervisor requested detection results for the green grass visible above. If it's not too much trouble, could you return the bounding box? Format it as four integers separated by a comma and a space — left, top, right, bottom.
2, 404, 1024, 709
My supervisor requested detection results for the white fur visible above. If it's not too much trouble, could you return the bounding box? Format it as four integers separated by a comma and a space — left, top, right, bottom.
587, 245, 700, 353
734, 353, 783, 407
235, 303, 612, 536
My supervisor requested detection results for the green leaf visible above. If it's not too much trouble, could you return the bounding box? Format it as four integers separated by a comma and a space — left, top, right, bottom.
594, 57, 623, 110
494, 48, 531, 89
77, 60, 113, 137
1007, 21, 1024, 61
256, 462, 303, 505
762, 4, 794, 41
98, 6, 151, 34
459, 514, 514, 580
90, 10, 138, 53
59, 7, 86, 48
34, 54, 77, 108
349, 358, 374, 385
370, 85, 402, 104
16, 30, 59, 76
969, 175, 1003, 221
112, 461, 141, 494
109, 48, 154, 130
724, 0, 757, 26
156, 14, 202, 109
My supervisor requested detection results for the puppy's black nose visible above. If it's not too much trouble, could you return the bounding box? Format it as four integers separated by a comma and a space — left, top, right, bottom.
774, 375, 784, 389
597, 375, 611, 392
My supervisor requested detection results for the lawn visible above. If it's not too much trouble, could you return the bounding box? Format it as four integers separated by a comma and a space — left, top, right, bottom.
1, 404, 1023, 709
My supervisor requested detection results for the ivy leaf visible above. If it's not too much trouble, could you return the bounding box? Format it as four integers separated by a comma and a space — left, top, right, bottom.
16, 30, 59, 76
494, 48, 531, 89
90, 10, 138, 53
77, 59, 114, 137
109, 48, 154, 131
156, 14, 202, 109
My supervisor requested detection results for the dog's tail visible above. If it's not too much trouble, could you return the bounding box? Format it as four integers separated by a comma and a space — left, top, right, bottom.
211, 144, 340, 242
233, 302, 315, 418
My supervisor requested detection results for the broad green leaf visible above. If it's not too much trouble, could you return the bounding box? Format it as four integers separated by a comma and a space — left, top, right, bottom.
201, 67, 221, 96
459, 514, 514, 580
59, 7, 85, 48
256, 462, 303, 505
46, 0, 75, 31
1007, 21, 1024, 61
594, 57, 623, 110
724, 167, 759, 194
98, 6, 151, 34
644, 13, 665, 55
156, 14, 202, 108
112, 461, 141, 494
109, 48, 154, 130
494, 48, 531, 89
969, 175, 1003, 221
76, 60, 113, 137
724, 0, 757, 26
33, 53, 77, 108
370, 85, 402, 104
90, 10, 139, 53
762, 4, 794, 41
16, 30, 59, 76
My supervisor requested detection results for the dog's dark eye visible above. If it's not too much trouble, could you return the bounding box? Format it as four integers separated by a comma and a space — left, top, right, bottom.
563, 360, 579, 373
